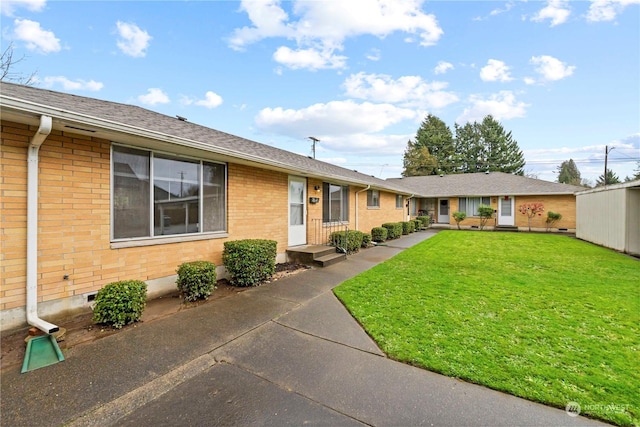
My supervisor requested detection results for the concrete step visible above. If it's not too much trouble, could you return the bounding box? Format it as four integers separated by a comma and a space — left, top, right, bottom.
286, 245, 346, 267
494, 225, 519, 232
314, 252, 347, 267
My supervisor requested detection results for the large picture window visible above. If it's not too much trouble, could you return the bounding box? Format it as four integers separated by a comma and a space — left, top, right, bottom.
322, 183, 349, 223
458, 197, 491, 217
112, 145, 226, 240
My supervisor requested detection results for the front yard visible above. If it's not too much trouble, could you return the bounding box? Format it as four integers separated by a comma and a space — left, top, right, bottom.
334, 231, 639, 426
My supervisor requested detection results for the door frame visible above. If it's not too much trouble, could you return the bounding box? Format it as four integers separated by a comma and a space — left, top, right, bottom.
437, 198, 450, 223
498, 195, 515, 226
288, 175, 307, 246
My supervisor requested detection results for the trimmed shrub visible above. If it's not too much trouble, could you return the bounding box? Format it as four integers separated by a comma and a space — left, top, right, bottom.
413, 219, 421, 232
417, 216, 430, 228
361, 233, 372, 248
452, 211, 467, 229
382, 222, 402, 239
478, 204, 494, 230
371, 227, 388, 242
330, 230, 364, 254
223, 239, 277, 287
545, 211, 563, 231
92, 280, 147, 329
176, 261, 217, 302
403, 221, 416, 234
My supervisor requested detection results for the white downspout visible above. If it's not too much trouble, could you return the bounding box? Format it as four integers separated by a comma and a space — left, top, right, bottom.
406, 194, 415, 221
355, 185, 371, 231
27, 115, 59, 334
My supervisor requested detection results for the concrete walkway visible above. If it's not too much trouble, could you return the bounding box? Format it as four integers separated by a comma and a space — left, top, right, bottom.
1, 231, 605, 426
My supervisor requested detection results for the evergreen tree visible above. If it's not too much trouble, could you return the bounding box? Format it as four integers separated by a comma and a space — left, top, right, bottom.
410, 114, 455, 175
556, 159, 582, 185
402, 141, 438, 177
477, 116, 525, 175
596, 169, 621, 186
454, 122, 483, 173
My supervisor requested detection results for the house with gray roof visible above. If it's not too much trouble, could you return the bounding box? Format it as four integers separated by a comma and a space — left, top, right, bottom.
0, 81, 416, 332
388, 172, 584, 230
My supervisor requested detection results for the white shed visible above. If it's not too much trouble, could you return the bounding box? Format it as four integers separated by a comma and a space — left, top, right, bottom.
576, 180, 640, 256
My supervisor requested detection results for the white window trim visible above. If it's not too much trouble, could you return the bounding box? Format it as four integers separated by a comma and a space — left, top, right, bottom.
367, 189, 380, 209
110, 143, 227, 243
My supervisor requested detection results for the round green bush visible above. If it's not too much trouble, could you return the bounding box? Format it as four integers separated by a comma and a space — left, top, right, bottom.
176, 261, 217, 302
223, 239, 277, 287
92, 280, 147, 329
371, 227, 388, 242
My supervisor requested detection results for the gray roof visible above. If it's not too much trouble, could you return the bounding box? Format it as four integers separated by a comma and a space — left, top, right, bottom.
0, 82, 411, 195
388, 172, 584, 197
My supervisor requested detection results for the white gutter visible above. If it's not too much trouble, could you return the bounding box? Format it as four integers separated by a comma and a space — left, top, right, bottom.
26, 115, 59, 334
355, 185, 371, 231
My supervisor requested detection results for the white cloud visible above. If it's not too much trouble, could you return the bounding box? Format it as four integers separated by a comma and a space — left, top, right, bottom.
116, 21, 151, 58
366, 48, 381, 61
343, 72, 458, 109
182, 91, 224, 109
229, 0, 443, 70
530, 55, 575, 81
255, 100, 417, 138
273, 46, 347, 70
480, 59, 513, 82
586, 0, 640, 22
523, 77, 536, 85
457, 91, 529, 123
12, 19, 60, 54
41, 76, 103, 91
434, 61, 454, 75
137, 88, 169, 105
531, 0, 571, 26
319, 133, 412, 154
195, 91, 223, 109
1, 0, 46, 17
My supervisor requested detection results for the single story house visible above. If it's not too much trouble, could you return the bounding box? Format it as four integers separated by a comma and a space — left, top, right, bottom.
0, 82, 415, 332
390, 172, 584, 231
576, 180, 640, 256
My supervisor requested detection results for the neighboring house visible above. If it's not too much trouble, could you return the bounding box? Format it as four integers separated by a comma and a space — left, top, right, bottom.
576, 180, 640, 256
389, 172, 584, 230
0, 82, 413, 332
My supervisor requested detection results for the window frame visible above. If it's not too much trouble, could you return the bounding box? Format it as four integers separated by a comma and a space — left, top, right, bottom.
111, 144, 227, 243
367, 189, 380, 209
396, 194, 404, 209
458, 196, 491, 217
322, 182, 349, 224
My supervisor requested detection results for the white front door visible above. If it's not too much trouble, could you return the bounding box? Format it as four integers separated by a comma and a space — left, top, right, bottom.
498, 196, 515, 226
288, 176, 307, 246
438, 199, 450, 223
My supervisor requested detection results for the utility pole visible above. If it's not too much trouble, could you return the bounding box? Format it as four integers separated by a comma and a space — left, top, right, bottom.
604, 145, 615, 185
308, 137, 319, 159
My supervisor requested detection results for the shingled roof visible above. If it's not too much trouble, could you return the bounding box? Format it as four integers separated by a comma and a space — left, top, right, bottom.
0, 82, 412, 195
388, 172, 584, 197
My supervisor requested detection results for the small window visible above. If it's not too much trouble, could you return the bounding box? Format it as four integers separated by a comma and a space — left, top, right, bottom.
367, 189, 380, 208
322, 183, 349, 223
396, 194, 403, 209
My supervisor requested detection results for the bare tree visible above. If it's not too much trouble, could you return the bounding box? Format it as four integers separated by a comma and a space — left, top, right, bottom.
1, 42, 37, 85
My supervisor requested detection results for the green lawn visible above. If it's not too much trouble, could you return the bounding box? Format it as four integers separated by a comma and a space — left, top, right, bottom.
334, 231, 639, 426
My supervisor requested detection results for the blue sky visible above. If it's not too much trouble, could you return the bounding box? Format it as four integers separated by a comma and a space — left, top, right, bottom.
2, 0, 639, 184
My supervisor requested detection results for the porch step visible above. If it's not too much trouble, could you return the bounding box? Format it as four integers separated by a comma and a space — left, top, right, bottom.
286, 245, 346, 267
494, 225, 519, 232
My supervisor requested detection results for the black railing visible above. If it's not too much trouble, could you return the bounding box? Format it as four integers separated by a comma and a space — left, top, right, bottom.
311, 219, 348, 246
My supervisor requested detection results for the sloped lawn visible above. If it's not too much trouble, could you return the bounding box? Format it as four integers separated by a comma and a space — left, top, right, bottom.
334, 231, 639, 426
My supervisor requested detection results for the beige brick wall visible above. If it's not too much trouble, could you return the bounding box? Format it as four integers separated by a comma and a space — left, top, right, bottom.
514, 195, 577, 230
438, 195, 577, 229
356, 190, 406, 234
0, 119, 431, 321
0, 121, 290, 314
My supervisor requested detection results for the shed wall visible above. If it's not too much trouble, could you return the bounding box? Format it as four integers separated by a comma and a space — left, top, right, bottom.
576, 188, 627, 251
